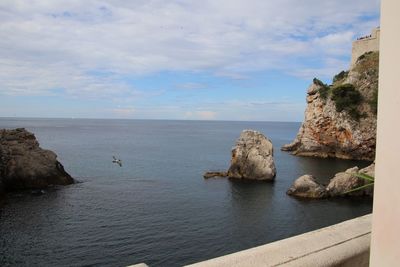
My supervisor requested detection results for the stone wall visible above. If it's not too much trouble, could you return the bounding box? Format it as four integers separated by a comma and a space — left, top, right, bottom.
184, 215, 371, 267
351, 27, 380, 66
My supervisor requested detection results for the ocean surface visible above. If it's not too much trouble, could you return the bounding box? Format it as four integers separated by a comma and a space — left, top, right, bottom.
0, 118, 372, 267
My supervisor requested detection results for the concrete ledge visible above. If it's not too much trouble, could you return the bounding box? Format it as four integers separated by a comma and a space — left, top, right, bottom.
185, 214, 371, 267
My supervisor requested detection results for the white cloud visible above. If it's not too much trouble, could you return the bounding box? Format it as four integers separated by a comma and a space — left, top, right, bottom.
0, 0, 380, 97
184, 110, 217, 120
112, 106, 135, 117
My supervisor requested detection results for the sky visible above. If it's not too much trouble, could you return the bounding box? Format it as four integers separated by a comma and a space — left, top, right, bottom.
0, 0, 380, 121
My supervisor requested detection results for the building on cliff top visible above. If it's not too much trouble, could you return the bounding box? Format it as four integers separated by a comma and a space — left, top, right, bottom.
351, 27, 380, 66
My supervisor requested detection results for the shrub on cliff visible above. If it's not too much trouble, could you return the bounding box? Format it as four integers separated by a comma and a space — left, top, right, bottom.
313, 78, 330, 101
369, 88, 378, 114
357, 51, 374, 63
331, 84, 362, 120
333, 70, 349, 84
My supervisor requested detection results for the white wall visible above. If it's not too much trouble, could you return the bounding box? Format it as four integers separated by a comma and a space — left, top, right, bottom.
370, 1, 400, 266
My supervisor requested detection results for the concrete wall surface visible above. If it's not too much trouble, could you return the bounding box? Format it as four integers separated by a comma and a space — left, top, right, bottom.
184, 214, 371, 267
370, 0, 400, 266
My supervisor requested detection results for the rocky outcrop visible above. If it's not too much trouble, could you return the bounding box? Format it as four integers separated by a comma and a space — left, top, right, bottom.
326, 163, 374, 197
0, 128, 74, 198
282, 52, 378, 161
287, 175, 327, 198
227, 130, 276, 181
287, 163, 374, 199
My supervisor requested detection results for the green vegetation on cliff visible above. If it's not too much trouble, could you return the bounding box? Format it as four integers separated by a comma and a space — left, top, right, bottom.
312, 78, 330, 101
332, 70, 349, 84
313, 51, 379, 120
331, 84, 363, 120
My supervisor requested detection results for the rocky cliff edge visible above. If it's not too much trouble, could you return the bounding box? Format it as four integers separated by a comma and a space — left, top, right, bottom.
0, 128, 74, 198
282, 52, 378, 161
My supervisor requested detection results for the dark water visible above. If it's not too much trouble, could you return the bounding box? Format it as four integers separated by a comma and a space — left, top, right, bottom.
0, 118, 372, 267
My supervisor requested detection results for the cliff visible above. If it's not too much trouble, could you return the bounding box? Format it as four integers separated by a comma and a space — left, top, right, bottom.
282, 51, 378, 161
0, 128, 74, 199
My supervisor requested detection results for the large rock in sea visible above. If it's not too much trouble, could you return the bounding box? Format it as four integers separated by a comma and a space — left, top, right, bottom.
282, 52, 378, 160
287, 174, 327, 198
326, 163, 374, 197
0, 128, 74, 197
227, 130, 276, 181
287, 163, 374, 199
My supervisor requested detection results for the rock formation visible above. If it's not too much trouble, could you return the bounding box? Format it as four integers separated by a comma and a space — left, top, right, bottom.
0, 128, 74, 198
282, 52, 378, 161
326, 163, 374, 197
227, 130, 276, 181
286, 175, 327, 198
287, 163, 374, 199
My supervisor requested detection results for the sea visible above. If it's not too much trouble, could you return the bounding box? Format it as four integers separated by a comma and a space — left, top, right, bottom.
0, 118, 372, 267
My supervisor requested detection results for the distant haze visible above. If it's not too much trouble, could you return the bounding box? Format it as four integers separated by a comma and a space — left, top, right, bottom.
0, 0, 380, 121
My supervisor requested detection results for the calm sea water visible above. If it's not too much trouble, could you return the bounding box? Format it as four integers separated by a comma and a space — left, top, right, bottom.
0, 118, 372, 267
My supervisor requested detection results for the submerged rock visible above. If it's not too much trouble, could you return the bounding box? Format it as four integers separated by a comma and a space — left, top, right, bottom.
287, 175, 327, 198
227, 130, 276, 181
203, 171, 228, 179
0, 128, 74, 197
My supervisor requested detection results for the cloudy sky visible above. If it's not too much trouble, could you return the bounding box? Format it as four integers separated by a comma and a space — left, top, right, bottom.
0, 0, 380, 121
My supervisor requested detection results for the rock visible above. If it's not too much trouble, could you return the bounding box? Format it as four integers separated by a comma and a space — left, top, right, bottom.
326, 163, 374, 197
227, 130, 276, 181
287, 175, 327, 198
203, 171, 228, 179
282, 52, 378, 161
0, 128, 74, 196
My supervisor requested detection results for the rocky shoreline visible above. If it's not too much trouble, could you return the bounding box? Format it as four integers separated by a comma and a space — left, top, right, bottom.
0, 128, 74, 200
287, 163, 374, 199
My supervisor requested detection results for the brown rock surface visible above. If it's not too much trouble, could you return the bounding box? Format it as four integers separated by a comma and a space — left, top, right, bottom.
282, 52, 378, 160
0, 128, 74, 197
227, 130, 276, 181
326, 163, 374, 197
287, 174, 327, 198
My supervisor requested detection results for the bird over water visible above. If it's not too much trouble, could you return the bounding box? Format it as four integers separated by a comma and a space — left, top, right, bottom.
112, 156, 122, 167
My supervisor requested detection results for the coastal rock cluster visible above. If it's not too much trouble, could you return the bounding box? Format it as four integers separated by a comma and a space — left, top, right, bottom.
204, 130, 276, 181
282, 52, 378, 161
287, 163, 374, 198
0, 128, 74, 199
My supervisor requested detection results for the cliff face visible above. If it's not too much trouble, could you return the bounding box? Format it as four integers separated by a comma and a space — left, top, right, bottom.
0, 128, 74, 198
282, 52, 378, 161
